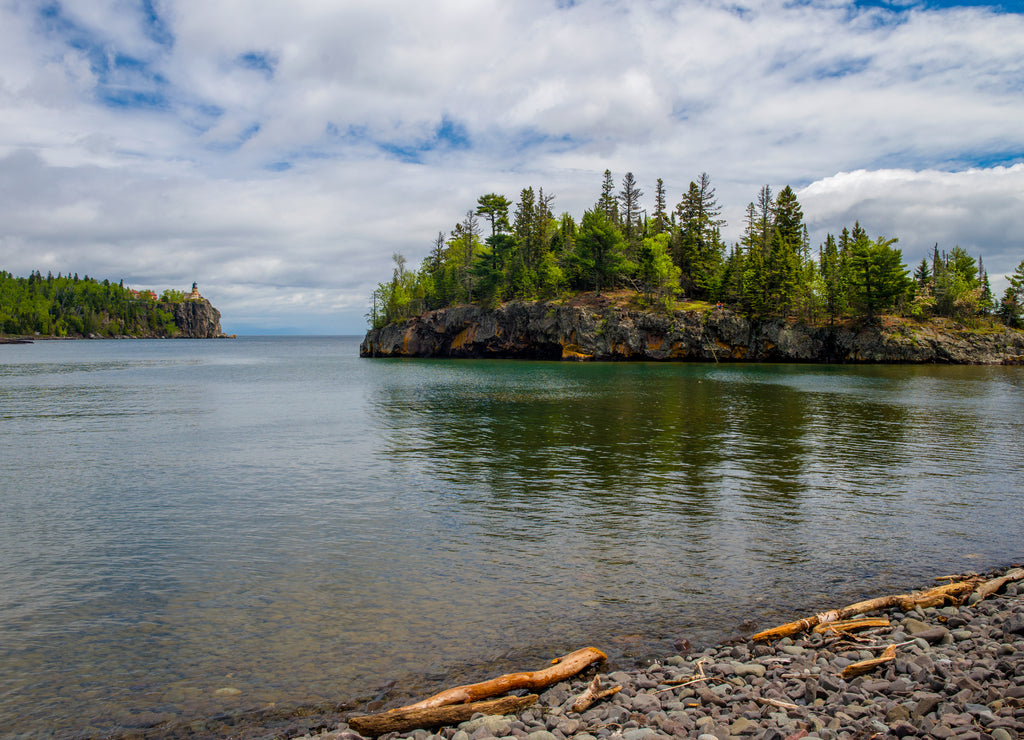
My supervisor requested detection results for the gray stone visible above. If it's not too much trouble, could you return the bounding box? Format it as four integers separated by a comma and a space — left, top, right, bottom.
621, 730, 655, 740
733, 663, 766, 678
729, 717, 759, 734
554, 718, 582, 736
630, 692, 661, 714
526, 732, 557, 740
991, 729, 1013, 740
914, 627, 952, 644
1002, 613, 1024, 636
912, 693, 942, 718
462, 716, 512, 736
904, 618, 933, 635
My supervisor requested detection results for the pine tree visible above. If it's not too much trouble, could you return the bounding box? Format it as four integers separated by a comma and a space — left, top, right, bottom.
913, 259, 932, 291
575, 209, 625, 294
652, 178, 669, 235
597, 170, 619, 225
674, 173, 725, 299
819, 233, 846, 323
617, 172, 643, 248
475, 194, 511, 237
849, 234, 911, 319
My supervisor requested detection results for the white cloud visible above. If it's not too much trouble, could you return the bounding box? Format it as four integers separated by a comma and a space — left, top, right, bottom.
799, 165, 1024, 289
0, 0, 1023, 333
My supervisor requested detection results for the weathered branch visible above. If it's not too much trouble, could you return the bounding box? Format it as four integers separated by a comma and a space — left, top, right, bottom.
974, 568, 1024, 601
841, 645, 898, 679
571, 675, 622, 713
812, 617, 890, 635
752, 580, 980, 642
393, 647, 607, 712
348, 694, 538, 737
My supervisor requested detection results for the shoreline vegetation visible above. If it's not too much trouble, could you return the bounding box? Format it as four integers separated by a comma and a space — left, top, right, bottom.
0, 271, 228, 339
366, 172, 1024, 352
293, 565, 1023, 740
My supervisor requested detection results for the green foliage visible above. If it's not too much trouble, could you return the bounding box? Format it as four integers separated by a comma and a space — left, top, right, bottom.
637, 233, 680, 307
575, 209, 626, 294
674, 173, 725, 299
998, 260, 1024, 327
365, 174, 1011, 333
0, 270, 188, 337
848, 235, 912, 319
160, 289, 186, 303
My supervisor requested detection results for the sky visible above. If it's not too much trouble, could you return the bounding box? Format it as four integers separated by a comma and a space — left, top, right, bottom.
1, 0, 1023, 335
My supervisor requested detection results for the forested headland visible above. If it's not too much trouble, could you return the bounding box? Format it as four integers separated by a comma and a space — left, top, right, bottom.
370, 171, 1024, 331
0, 271, 222, 338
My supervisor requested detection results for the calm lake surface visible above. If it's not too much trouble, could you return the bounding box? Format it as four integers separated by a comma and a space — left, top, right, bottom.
1, 336, 1022, 738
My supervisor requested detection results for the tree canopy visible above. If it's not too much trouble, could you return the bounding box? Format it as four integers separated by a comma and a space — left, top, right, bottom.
0, 271, 190, 337
369, 172, 1020, 331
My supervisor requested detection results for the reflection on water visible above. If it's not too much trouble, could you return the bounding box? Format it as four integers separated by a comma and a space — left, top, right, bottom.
0, 340, 1022, 738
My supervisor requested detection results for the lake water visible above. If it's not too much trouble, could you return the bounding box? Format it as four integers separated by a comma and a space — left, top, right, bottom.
1, 336, 1022, 738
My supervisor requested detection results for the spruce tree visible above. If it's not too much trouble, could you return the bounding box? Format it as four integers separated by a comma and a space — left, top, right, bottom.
617, 172, 643, 247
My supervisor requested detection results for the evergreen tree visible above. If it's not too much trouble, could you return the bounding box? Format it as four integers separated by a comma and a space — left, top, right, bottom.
1000, 260, 1024, 326
848, 234, 911, 319
819, 233, 846, 323
597, 170, 619, 225
651, 178, 669, 235
575, 209, 625, 294
978, 256, 994, 314
617, 172, 643, 248
674, 173, 725, 299
913, 258, 931, 289
475, 194, 511, 237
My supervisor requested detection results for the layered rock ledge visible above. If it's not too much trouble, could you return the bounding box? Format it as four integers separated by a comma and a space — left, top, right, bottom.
361, 301, 1024, 364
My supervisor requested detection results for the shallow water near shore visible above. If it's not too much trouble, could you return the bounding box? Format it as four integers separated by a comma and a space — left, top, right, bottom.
1, 336, 1022, 738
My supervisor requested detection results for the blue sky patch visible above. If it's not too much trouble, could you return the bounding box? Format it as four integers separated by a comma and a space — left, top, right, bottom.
141, 0, 174, 48
37, 3, 173, 112
376, 116, 472, 163
238, 52, 277, 78
852, 0, 1023, 11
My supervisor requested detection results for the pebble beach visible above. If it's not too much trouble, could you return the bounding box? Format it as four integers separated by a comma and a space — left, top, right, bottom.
305, 567, 1024, 740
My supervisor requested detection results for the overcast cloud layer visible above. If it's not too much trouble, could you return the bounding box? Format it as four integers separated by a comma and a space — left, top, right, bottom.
1, 0, 1023, 334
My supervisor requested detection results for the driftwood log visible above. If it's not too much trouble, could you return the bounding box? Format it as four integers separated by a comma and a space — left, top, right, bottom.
348, 647, 607, 737
812, 617, 890, 635
348, 694, 537, 737
570, 675, 622, 713
841, 644, 898, 679
752, 579, 980, 642
975, 568, 1024, 601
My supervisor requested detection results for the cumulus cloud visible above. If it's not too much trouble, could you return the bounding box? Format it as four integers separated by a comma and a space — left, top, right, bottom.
0, 0, 1022, 332
799, 165, 1024, 290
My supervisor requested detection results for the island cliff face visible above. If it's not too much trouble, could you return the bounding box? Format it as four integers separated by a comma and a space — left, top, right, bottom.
361, 301, 1024, 365
171, 299, 225, 338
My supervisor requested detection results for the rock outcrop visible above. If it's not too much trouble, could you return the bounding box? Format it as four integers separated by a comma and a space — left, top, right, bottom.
171, 299, 225, 338
361, 301, 1024, 364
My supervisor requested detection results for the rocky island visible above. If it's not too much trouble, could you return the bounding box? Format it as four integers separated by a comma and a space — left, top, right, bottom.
362, 175, 1024, 365
361, 297, 1024, 365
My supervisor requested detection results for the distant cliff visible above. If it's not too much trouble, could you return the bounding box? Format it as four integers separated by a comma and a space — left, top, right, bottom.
170, 299, 225, 338
0, 271, 228, 339
361, 300, 1024, 365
